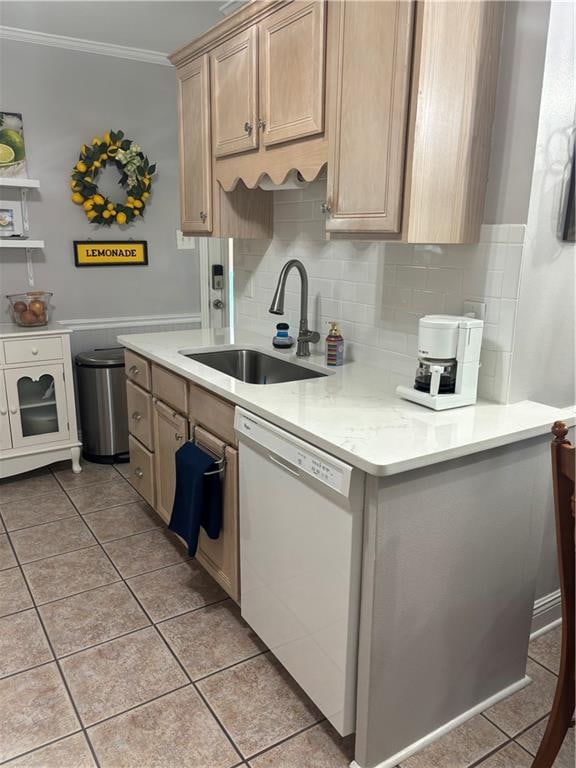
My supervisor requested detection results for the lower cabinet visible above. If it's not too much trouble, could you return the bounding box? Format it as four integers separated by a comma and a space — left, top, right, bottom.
153, 399, 189, 524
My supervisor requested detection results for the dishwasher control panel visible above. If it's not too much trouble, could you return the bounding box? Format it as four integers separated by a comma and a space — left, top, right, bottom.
235, 408, 353, 497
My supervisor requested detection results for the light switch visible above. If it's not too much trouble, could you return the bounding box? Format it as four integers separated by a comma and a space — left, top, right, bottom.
463, 300, 487, 320
176, 230, 197, 250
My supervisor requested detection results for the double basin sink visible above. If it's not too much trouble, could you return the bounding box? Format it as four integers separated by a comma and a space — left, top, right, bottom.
181, 348, 327, 385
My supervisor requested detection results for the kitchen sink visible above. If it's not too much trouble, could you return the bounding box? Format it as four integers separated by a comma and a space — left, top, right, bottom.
182, 349, 327, 385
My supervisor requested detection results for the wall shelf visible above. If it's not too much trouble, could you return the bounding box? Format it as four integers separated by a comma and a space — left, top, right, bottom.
0, 240, 45, 249
0, 178, 40, 189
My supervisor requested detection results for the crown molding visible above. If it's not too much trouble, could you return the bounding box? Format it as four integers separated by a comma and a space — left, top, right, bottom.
0, 26, 171, 66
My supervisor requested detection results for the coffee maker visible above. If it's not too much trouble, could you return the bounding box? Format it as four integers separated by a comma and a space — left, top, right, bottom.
396, 315, 484, 410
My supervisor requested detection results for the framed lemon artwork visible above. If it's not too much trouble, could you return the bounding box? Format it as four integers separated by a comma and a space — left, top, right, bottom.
70, 130, 156, 226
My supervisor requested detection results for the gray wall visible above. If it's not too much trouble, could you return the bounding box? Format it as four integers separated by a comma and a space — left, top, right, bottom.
484, 1, 551, 224
0, 40, 201, 323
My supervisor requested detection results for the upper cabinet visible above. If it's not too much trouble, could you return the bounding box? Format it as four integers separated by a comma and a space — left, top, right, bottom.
170, 0, 504, 243
259, 0, 326, 146
176, 56, 212, 233
211, 27, 259, 157
326, 1, 413, 234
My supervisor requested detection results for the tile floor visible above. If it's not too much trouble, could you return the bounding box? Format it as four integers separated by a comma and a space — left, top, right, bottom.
0, 463, 573, 768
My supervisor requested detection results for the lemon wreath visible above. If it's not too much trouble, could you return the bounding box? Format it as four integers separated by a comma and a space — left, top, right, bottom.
70, 130, 156, 225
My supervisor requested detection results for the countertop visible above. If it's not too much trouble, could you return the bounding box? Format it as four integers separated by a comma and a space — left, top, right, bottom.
118, 327, 575, 476
0, 323, 71, 339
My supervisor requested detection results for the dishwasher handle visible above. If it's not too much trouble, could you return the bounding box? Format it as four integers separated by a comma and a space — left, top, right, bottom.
267, 453, 301, 478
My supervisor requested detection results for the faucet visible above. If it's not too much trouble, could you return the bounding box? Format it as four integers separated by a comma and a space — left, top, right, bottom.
269, 259, 320, 357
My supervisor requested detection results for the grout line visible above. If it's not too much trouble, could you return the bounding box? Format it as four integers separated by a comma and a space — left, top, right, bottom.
189, 649, 269, 684
466, 738, 514, 768
527, 652, 560, 678
82, 682, 191, 731
12, 541, 98, 568
0, 731, 85, 767
0, 511, 79, 534
53, 621, 153, 662
0, 656, 55, 684
243, 718, 328, 763
151, 595, 232, 625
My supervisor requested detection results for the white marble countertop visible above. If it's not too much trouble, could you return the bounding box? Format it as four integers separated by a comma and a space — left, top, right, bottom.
118, 327, 575, 476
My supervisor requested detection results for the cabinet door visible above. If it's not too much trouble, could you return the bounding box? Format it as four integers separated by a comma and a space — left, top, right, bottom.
211, 27, 259, 157
153, 400, 188, 524
0, 373, 12, 451
177, 55, 212, 233
326, 1, 414, 233
260, 0, 326, 146
195, 426, 239, 602
5, 364, 69, 448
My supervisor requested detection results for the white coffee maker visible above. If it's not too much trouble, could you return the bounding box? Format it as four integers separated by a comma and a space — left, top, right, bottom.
396, 315, 484, 410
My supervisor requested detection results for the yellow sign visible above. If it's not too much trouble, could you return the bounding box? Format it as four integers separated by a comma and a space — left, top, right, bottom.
74, 241, 148, 267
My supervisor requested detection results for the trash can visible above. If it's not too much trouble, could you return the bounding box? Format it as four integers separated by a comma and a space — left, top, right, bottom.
75, 347, 129, 463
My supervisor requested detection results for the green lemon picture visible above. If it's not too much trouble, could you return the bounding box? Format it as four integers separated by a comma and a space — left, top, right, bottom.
0, 129, 25, 162
0, 143, 15, 165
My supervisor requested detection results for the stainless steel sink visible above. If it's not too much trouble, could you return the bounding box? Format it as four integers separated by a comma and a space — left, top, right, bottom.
183, 349, 327, 385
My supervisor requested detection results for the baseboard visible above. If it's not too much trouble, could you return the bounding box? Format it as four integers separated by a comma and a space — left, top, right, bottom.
531, 589, 562, 637
350, 676, 531, 768
57, 313, 202, 332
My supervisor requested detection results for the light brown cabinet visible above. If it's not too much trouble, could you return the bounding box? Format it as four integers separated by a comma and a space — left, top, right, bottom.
259, 0, 326, 146
211, 27, 259, 157
153, 399, 188, 524
127, 435, 155, 508
176, 55, 212, 233
326, 0, 413, 234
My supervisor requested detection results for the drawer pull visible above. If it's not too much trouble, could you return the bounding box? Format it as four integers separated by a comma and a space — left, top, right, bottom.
9, 407, 18, 415
131, 411, 142, 422
0, 407, 7, 416
129, 365, 139, 376
31, 347, 39, 356
175, 432, 183, 441
134, 467, 144, 478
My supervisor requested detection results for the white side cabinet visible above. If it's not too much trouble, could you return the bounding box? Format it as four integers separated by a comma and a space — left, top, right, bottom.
0, 324, 81, 479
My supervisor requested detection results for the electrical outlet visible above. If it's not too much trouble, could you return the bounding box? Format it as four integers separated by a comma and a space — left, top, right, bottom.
463, 300, 487, 320
176, 230, 196, 250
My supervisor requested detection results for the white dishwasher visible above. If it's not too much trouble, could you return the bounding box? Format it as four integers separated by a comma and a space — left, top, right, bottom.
235, 408, 365, 736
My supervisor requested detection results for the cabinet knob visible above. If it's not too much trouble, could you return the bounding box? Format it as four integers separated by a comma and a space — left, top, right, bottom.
320, 202, 332, 216
131, 411, 142, 422
9, 407, 18, 415
175, 433, 183, 441
134, 467, 144, 478
31, 347, 39, 356
128, 365, 139, 376
257, 118, 266, 130
199, 211, 207, 222
0, 407, 7, 416
244, 122, 253, 135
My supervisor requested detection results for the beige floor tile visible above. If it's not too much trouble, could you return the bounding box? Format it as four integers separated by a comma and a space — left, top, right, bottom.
475, 742, 532, 767
88, 685, 239, 768
0, 471, 60, 504
399, 715, 506, 768
0, 608, 53, 678
159, 599, 266, 680
3, 733, 97, 767
516, 718, 575, 767
0, 663, 80, 762
10, 517, 96, 564
103, 528, 189, 578
0, 533, 17, 569
60, 626, 188, 726
39, 582, 150, 657
249, 721, 354, 768
197, 652, 322, 758
83, 500, 163, 542
23, 546, 120, 605
127, 560, 227, 622
0, 491, 77, 532
529, 626, 561, 674
66, 478, 140, 514
483, 660, 558, 737
0, 567, 33, 617
114, 461, 131, 480
54, 462, 120, 489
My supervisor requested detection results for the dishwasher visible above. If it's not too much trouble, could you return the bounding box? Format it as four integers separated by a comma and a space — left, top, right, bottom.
235, 408, 365, 736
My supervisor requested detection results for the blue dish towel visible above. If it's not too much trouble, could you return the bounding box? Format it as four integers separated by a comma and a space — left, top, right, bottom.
169, 441, 223, 557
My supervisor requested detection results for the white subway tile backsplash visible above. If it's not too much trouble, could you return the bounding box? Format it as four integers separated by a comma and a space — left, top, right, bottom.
234, 185, 525, 402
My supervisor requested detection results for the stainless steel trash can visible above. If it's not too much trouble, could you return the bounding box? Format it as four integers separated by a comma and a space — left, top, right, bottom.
75, 347, 129, 463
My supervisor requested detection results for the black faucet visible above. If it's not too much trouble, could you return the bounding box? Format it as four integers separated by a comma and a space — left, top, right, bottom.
269, 259, 320, 357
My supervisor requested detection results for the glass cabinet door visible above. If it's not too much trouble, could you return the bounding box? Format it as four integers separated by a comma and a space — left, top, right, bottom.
4, 364, 69, 448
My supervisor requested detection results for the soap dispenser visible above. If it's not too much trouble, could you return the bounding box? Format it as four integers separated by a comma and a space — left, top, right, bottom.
326, 322, 344, 366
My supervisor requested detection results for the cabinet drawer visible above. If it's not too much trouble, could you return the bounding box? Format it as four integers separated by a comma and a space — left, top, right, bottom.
126, 380, 154, 450
127, 435, 155, 508
4, 336, 63, 364
125, 350, 151, 391
188, 381, 236, 446
152, 364, 188, 414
